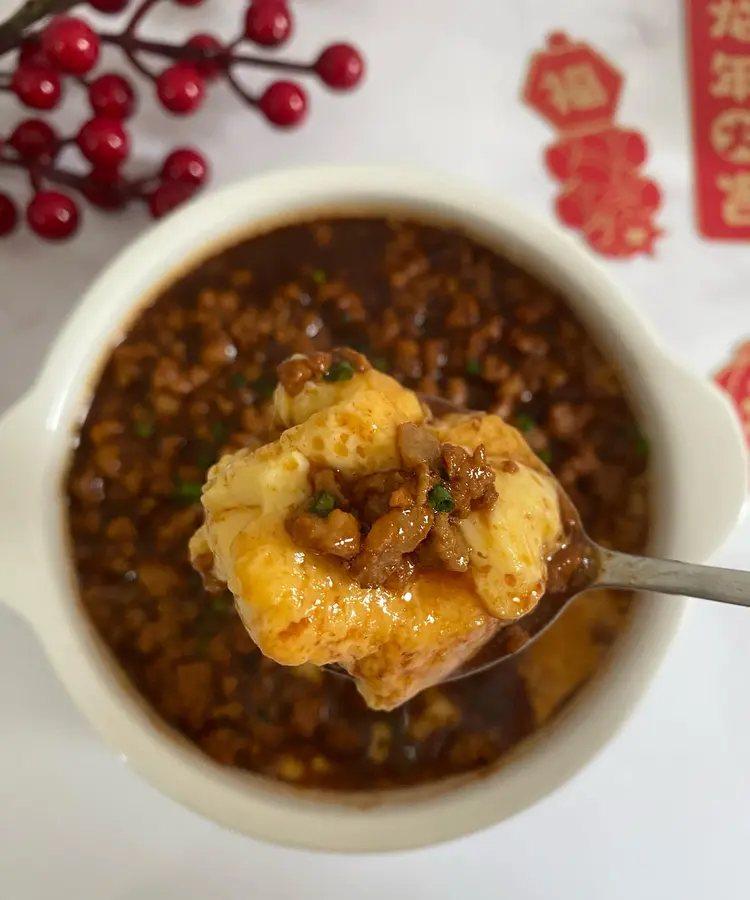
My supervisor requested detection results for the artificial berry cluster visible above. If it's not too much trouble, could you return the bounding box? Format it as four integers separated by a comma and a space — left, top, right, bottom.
544, 128, 662, 258
0, 0, 365, 240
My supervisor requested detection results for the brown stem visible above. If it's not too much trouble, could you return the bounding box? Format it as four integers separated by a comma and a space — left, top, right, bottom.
102, 33, 312, 74
0, 0, 79, 57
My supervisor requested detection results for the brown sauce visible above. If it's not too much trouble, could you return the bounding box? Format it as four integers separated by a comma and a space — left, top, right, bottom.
64, 217, 650, 791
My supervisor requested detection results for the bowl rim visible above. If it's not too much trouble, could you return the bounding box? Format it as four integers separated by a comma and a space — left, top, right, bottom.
0, 165, 746, 853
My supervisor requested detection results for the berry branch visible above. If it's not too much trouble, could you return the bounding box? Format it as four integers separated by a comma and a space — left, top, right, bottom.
0, 0, 79, 57
0, 0, 365, 241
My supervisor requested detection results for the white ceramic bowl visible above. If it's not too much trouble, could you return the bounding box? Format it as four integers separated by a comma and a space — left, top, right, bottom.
0, 166, 746, 853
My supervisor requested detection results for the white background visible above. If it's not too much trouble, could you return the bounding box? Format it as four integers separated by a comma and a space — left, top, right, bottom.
1, 1, 750, 897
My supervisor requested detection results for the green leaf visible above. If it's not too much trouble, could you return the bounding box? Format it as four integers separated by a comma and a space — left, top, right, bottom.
210, 422, 230, 445
309, 490, 336, 518
323, 360, 355, 383
428, 483, 455, 514
465, 359, 481, 376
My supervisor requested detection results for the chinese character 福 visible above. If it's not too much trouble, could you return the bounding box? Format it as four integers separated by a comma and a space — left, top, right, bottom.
541, 63, 608, 116
709, 0, 750, 42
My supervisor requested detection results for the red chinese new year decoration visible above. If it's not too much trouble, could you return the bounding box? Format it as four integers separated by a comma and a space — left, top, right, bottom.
522, 32, 663, 258
687, 0, 750, 239
716, 340, 750, 447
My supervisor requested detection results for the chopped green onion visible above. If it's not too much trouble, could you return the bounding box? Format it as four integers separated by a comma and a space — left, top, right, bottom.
428, 484, 455, 514
210, 593, 234, 614
309, 490, 337, 518
196, 446, 217, 470
324, 360, 355, 383
632, 428, 649, 460
252, 373, 276, 398
515, 414, 537, 432
134, 419, 154, 438
211, 422, 230, 445
465, 359, 481, 376
229, 372, 247, 388
536, 448, 552, 465
171, 480, 203, 503
311, 269, 327, 285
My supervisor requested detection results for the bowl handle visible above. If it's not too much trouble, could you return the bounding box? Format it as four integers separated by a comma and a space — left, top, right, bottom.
660, 359, 749, 561
0, 393, 45, 623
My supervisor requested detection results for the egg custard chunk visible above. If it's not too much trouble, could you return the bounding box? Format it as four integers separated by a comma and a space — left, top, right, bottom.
190, 349, 566, 710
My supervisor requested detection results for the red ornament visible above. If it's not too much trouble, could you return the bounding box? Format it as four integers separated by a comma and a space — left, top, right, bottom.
42, 16, 100, 76
0, 0, 364, 241
12, 65, 62, 109
27, 190, 80, 240
160, 148, 209, 186
244, 2, 293, 47
259, 81, 307, 128
315, 44, 366, 91
522, 33, 663, 259
0, 192, 19, 236
89, 73, 136, 119
716, 341, 750, 450
9, 119, 59, 161
76, 118, 129, 168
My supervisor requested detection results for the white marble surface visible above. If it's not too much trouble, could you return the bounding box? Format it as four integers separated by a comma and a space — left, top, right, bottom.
1, 1, 750, 897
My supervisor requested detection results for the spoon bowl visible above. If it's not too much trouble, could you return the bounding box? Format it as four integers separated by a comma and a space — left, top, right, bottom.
327, 396, 750, 685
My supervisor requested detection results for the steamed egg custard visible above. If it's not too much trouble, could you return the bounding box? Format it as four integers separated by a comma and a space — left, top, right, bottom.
190, 350, 567, 710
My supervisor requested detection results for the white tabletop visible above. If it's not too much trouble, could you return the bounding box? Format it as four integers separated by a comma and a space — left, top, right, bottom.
2, 1, 750, 898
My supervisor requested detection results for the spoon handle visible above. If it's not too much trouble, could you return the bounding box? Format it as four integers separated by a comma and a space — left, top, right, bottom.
595, 549, 750, 608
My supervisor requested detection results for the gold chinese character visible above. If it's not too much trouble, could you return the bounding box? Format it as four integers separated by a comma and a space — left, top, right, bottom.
717, 171, 750, 225
710, 108, 750, 163
710, 51, 750, 102
709, 0, 750, 42
541, 63, 608, 115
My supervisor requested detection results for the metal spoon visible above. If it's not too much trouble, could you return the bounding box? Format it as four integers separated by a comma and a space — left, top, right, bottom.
327, 396, 750, 683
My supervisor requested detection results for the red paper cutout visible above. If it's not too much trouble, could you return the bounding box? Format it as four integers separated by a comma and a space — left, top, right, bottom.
686, 0, 750, 239
522, 33, 663, 258
716, 340, 750, 447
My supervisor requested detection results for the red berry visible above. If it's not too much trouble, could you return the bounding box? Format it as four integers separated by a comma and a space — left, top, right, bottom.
244, 2, 292, 47
19, 37, 48, 68
42, 16, 100, 75
8, 119, 59, 162
186, 34, 224, 81
156, 64, 205, 115
315, 43, 364, 90
88, 0, 129, 11
148, 181, 196, 219
12, 66, 62, 110
160, 148, 208, 186
0, 193, 19, 238
76, 118, 129, 168
259, 81, 307, 128
27, 191, 79, 241
89, 73, 136, 119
